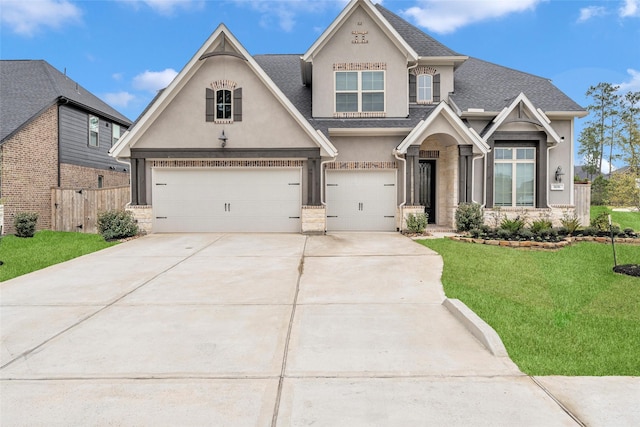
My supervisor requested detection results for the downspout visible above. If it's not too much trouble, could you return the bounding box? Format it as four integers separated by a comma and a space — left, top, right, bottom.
471, 153, 484, 205
394, 149, 407, 209
320, 156, 337, 206
547, 142, 560, 209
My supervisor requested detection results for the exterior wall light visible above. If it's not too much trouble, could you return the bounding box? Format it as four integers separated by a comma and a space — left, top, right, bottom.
218, 130, 228, 148
555, 166, 565, 182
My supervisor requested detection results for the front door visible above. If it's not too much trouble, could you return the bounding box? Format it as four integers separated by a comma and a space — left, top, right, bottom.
418, 160, 436, 224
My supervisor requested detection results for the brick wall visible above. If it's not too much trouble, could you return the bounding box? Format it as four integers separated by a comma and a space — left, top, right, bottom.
1, 105, 58, 233
60, 163, 129, 189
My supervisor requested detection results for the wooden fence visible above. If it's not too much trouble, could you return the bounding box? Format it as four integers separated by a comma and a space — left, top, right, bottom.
51, 186, 130, 234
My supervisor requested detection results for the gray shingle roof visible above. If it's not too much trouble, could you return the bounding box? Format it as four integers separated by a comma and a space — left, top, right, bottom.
374, 4, 462, 57
1, 60, 131, 143
450, 57, 585, 113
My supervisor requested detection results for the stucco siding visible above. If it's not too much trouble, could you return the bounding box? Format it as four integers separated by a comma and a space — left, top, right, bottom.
311, 5, 409, 118
133, 56, 317, 151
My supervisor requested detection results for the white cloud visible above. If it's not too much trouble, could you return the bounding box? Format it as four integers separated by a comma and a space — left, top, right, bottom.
401, 0, 544, 34
577, 6, 607, 23
112, 73, 124, 81
132, 68, 178, 92
104, 91, 136, 108
0, 0, 82, 36
620, 0, 640, 17
616, 69, 640, 92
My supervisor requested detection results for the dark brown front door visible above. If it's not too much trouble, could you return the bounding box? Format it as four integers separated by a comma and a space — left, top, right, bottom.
419, 160, 436, 224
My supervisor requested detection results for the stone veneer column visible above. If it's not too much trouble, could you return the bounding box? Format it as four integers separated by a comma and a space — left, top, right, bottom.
301, 205, 325, 234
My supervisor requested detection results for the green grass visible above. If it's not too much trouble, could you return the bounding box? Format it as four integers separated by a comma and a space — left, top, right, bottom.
0, 231, 117, 282
419, 239, 640, 376
591, 205, 640, 231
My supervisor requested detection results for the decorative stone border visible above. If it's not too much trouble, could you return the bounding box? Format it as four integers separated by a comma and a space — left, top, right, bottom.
448, 235, 639, 249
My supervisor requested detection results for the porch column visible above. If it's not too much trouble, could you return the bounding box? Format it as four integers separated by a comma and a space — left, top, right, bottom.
132, 158, 146, 205
458, 145, 473, 203
406, 146, 420, 205
308, 156, 321, 205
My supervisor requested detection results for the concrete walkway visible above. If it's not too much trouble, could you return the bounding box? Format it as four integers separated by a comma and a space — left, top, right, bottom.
1, 233, 637, 426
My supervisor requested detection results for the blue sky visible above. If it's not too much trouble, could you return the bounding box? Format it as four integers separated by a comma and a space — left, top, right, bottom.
2, 0, 639, 167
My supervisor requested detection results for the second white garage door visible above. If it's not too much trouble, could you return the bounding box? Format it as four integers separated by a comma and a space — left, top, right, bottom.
326, 170, 397, 231
152, 168, 301, 232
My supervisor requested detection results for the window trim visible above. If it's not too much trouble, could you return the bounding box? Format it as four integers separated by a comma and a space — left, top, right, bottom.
494, 147, 536, 207
334, 70, 386, 116
215, 89, 233, 121
417, 74, 433, 104
88, 115, 99, 148
112, 123, 121, 147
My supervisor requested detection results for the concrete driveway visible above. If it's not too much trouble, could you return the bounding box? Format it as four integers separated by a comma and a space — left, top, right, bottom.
1, 233, 638, 426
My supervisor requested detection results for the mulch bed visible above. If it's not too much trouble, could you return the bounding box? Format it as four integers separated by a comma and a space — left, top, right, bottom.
613, 264, 640, 277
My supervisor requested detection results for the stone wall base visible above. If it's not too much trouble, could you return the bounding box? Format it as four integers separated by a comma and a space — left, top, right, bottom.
302, 205, 326, 234
398, 205, 425, 231
483, 206, 576, 228
126, 204, 152, 234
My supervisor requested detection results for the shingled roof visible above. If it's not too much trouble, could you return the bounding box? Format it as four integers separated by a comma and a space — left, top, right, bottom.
450, 57, 584, 113
0, 60, 131, 143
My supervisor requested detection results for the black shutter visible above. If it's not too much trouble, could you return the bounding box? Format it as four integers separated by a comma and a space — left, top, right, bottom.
206, 88, 214, 122
233, 87, 242, 122
408, 74, 416, 103
433, 74, 440, 103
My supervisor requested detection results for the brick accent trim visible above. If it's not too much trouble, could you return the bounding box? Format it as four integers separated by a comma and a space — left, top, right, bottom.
326, 161, 397, 170
149, 160, 304, 168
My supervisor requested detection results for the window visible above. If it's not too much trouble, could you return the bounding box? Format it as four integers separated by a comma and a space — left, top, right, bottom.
206, 86, 242, 123
88, 115, 99, 147
216, 89, 232, 120
112, 124, 121, 147
417, 74, 432, 103
494, 148, 535, 207
98, 175, 104, 189
335, 71, 384, 113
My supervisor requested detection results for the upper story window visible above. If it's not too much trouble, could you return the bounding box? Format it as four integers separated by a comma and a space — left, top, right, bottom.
417, 74, 433, 103
409, 66, 440, 104
88, 115, 99, 147
206, 80, 242, 123
112, 124, 121, 147
494, 148, 535, 207
335, 70, 385, 114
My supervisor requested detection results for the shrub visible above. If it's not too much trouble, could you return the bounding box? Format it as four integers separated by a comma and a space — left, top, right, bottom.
469, 228, 485, 238
406, 212, 428, 234
517, 229, 534, 240
590, 211, 610, 232
539, 228, 558, 241
455, 203, 484, 232
499, 216, 525, 233
497, 228, 512, 240
581, 226, 599, 236
623, 228, 637, 238
590, 175, 609, 206
97, 210, 139, 241
14, 212, 38, 238
560, 212, 581, 235
556, 226, 569, 236
530, 218, 553, 234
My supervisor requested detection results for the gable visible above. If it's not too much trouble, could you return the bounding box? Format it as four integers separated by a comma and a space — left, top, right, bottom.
111, 25, 337, 159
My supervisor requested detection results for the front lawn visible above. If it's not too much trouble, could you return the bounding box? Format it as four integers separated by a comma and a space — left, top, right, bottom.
0, 231, 117, 282
419, 239, 640, 376
591, 205, 640, 231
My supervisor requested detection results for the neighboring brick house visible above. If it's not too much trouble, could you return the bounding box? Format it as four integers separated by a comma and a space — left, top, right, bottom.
0, 60, 131, 234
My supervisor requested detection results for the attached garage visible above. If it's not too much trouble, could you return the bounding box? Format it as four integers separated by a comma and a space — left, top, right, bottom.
152, 168, 302, 232
325, 170, 397, 231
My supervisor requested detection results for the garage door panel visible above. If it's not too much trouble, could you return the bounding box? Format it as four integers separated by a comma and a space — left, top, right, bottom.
326, 170, 397, 231
152, 168, 301, 233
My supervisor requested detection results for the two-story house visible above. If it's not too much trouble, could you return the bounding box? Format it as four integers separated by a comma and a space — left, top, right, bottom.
111, 0, 586, 233
0, 60, 131, 234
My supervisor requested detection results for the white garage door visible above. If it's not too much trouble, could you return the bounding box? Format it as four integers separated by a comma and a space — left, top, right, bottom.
152, 168, 301, 232
326, 170, 397, 231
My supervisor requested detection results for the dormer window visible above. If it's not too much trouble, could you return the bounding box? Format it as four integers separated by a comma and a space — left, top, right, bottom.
417, 74, 433, 103
206, 81, 242, 123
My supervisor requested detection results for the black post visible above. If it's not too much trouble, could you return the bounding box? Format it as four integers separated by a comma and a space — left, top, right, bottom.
609, 215, 618, 267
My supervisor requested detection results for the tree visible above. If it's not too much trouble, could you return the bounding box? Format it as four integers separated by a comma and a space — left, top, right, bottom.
582, 83, 620, 175
577, 125, 601, 180
619, 91, 640, 173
